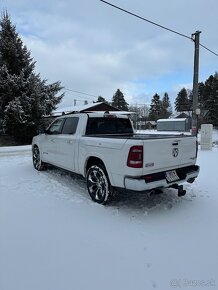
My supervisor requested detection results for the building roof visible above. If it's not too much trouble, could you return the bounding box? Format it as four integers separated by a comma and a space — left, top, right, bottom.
53, 103, 98, 116
52, 102, 122, 117
171, 111, 192, 118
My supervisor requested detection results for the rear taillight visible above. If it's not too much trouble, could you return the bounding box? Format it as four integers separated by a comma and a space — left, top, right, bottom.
127, 146, 143, 168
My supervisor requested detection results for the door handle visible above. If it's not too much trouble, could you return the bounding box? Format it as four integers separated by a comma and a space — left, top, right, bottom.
67, 140, 73, 144
50, 139, 55, 143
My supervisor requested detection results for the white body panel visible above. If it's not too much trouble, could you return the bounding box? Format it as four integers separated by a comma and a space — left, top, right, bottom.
32, 113, 199, 192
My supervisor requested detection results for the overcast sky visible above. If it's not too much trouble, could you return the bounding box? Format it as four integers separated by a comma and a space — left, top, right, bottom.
1, 0, 218, 108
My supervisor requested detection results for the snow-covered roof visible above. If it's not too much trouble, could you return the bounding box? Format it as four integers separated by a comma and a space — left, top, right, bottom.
87, 110, 135, 115
157, 118, 187, 122
171, 111, 192, 118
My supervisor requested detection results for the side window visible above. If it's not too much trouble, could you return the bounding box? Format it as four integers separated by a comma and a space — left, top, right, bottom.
61, 117, 79, 134
48, 119, 64, 134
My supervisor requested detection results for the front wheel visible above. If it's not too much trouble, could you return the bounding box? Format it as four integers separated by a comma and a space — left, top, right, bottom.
32, 146, 47, 171
86, 165, 112, 204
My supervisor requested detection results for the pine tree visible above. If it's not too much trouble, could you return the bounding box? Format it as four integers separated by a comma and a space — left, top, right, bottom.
0, 12, 63, 143
0, 65, 16, 118
95, 96, 108, 103
111, 89, 128, 111
0, 12, 34, 77
3, 73, 63, 142
204, 73, 218, 126
161, 92, 172, 118
175, 88, 191, 112
148, 93, 162, 121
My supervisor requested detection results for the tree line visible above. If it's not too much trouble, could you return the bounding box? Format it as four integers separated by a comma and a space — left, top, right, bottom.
100, 74, 218, 127
174, 73, 218, 126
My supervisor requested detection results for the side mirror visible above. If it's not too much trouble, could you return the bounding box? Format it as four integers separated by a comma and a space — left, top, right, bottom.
37, 128, 49, 134
37, 128, 44, 134
44, 129, 50, 135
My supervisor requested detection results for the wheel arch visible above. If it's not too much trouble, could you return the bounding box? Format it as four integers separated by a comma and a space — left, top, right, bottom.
85, 156, 114, 186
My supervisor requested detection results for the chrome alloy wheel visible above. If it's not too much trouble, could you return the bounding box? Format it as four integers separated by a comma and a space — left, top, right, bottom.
32, 146, 46, 171
86, 165, 111, 204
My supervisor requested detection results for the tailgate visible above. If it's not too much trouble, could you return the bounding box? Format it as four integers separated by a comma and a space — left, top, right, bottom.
142, 136, 196, 173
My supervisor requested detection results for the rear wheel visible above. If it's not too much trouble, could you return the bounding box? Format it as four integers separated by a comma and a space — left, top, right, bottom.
32, 146, 47, 171
86, 164, 112, 204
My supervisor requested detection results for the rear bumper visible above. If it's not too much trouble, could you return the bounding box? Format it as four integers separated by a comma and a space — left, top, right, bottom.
124, 165, 200, 192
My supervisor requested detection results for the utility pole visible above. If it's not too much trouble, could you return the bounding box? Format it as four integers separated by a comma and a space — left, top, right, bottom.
191, 31, 201, 136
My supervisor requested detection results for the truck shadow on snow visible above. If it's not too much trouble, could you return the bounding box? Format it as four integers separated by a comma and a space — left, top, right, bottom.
44, 166, 195, 214
109, 188, 194, 215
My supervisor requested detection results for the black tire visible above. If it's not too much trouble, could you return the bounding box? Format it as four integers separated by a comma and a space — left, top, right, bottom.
86, 164, 112, 204
32, 146, 47, 171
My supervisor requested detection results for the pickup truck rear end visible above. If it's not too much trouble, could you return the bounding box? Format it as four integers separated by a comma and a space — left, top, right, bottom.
124, 135, 199, 193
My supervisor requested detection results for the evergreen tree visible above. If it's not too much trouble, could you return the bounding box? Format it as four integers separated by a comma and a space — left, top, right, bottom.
0, 12, 34, 77
3, 73, 62, 142
204, 73, 218, 126
111, 89, 128, 111
161, 92, 172, 118
0, 12, 63, 143
95, 96, 108, 103
148, 93, 162, 121
175, 88, 191, 112
0, 65, 15, 118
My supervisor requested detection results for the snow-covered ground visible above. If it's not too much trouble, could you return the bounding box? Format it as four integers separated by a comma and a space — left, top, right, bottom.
0, 134, 218, 290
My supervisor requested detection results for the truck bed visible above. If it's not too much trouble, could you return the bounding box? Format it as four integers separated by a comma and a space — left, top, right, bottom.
84, 133, 192, 140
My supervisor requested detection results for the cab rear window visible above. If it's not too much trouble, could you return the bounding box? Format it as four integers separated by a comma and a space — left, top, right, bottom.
86, 117, 133, 135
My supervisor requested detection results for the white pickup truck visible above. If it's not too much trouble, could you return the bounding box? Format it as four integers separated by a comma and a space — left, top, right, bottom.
32, 112, 200, 204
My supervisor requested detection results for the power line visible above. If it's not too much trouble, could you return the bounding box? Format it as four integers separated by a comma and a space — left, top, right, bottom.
63, 87, 97, 101
100, 0, 218, 57
71, 96, 95, 102
62, 91, 96, 102
200, 43, 218, 57
100, 0, 191, 40
64, 88, 98, 98
63, 87, 114, 103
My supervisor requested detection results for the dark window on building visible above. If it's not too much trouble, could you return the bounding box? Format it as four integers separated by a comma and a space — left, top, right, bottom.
62, 117, 79, 134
